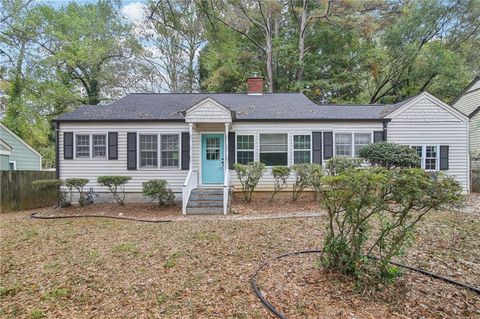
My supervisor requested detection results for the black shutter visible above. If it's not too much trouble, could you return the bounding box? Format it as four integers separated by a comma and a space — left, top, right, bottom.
108, 132, 118, 160
64, 132, 73, 159
312, 132, 322, 164
374, 131, 384, 143
323, 132, 333, 160
228, 132, 235, 169
181, 132, 190, 170
440, 145, 449, 170
127, 132, 137, 170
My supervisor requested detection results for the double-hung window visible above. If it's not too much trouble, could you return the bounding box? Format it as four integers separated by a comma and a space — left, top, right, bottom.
75, 134, 90, 158
335, 133, 352, 157
293, 134, 311, 164
354, 133, 371, 157
160, 134, 179, 168
425, 146, 438, 170
92, 134, 107, 158
139, 134, 158, 168
410, 145, 438, 170
237, 135, 254, 164
259, 134, 288, 166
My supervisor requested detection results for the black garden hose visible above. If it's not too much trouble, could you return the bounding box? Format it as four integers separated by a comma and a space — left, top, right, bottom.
251, 250, 480, 319
30, 212, 172, 223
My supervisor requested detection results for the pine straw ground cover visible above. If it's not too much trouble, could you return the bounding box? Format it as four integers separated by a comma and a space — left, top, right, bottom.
0, 203, 479, 318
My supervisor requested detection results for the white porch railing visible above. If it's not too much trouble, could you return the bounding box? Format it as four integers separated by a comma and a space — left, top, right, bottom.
223, 169, 230, 215
182, 169, 198, 215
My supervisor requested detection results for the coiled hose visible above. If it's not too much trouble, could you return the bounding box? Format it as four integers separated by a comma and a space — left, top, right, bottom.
251, 250, 480, 319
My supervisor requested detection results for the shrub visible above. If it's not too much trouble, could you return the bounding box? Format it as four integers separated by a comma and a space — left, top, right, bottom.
64, 178, 89, 206
142, 179, 175, 207
31, 179, 66, 207
319, 167, 462, 290
97, 176, 131, 205
308, 164, 324, 200
270, 166, 290, 201
325, 157, 363, 176
291, 163, 322, 201
359, 142, 420, 169
233, 162, 266, 202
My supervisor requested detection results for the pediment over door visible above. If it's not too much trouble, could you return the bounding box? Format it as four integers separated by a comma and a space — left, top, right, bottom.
184, 97, 233, 123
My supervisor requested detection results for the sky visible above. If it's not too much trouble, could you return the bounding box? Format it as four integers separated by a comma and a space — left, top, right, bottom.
35, 0, 149, 22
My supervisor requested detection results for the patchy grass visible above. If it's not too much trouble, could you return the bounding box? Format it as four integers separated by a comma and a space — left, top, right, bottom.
0, 205, 479, 318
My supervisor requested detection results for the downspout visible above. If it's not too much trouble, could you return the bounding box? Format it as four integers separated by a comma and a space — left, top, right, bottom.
55, 122, 60, 179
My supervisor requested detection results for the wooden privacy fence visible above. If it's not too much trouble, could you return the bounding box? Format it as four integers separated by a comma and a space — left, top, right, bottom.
1, 170, 56, 212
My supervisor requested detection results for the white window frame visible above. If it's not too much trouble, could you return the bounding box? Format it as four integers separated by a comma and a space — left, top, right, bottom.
292, 133, 312, 164
235, 134, 255, 165
92, 134, 107, 159
259, 133, 289, 167
411, 145, 440, 171
354, 133, 373, 157
333, 132, 374, 158
9, 161, 16, 170
138, 133, 159, 169
160, 133, 181, 169
334, 132, 353, 158
74, 133, 91, 159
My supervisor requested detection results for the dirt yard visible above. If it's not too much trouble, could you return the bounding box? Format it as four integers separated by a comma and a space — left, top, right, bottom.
0, 196, 479, 318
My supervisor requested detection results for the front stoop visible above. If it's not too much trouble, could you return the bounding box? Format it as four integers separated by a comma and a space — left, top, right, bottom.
186, 188, 224, 215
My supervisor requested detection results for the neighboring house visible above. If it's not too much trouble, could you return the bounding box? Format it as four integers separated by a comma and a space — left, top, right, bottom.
0, 123, 42, 171
452, 76, 480, 169
55, 77, 470, 214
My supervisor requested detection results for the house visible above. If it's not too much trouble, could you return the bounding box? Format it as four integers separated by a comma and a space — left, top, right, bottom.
0, 123, 42, 171
55, 77, 470, 214
451, 76, 480, 169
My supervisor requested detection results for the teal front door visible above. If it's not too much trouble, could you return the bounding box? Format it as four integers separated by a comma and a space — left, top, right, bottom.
201, 134, 224, 184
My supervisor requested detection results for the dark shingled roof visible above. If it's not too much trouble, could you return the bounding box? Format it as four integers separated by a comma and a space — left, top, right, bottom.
55, 93, 411, 122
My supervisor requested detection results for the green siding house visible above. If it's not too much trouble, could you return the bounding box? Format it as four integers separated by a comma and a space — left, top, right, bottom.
0, 123, 42, 170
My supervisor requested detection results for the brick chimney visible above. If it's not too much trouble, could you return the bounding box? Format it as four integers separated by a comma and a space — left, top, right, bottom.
247, 76, 264, 95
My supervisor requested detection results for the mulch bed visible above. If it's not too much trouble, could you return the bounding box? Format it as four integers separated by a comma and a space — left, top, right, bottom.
256, 253, 480, 319
231, 197, 319, 215
33, 202, 181, 220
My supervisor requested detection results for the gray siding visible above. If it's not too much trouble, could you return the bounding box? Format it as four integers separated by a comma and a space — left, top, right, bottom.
0, 125, 41, 170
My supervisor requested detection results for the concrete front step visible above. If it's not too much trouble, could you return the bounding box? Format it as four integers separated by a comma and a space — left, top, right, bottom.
187, 200, 223, 208
186, 207, 224, 215
190, 188, 223, 195
189, 194, 223, 201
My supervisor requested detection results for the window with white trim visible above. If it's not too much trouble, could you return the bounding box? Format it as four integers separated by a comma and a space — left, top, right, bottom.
160, 134, 179, 168
425, 146, 438, 170
354, 133, 372, 157
335, 133, 352, 157
293, 134, 311, 164
410, 145, 439, 170
92, 134, 107, 158
237, 135, 254, 164
75, 134, 90, 158
139, 134, 158, 168
260, 134, 288, 166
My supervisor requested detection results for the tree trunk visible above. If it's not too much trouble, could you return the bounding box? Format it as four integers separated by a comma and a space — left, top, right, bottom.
296, 0, 307, 82
266, 34, 274, 93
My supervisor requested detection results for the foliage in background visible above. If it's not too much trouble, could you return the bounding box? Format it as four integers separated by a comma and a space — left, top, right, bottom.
319, 167, 462, 290
142, 179, 175, 207
97, 176, 131, 206
325, 157, 363, 176
233, 162, 266, 202
359, 142, 420, 169
64, 178, 89, 206
270, 166, 290, 201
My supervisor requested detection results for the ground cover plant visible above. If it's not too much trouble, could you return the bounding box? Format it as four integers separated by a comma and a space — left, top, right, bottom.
97, 176, 131, 205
